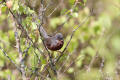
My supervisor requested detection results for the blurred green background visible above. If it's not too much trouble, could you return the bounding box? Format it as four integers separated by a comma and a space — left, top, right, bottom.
0, 0, 120, 80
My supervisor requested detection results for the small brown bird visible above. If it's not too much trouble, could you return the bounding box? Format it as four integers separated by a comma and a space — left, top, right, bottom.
39, 26, 64, 51
44, 33, 64, 51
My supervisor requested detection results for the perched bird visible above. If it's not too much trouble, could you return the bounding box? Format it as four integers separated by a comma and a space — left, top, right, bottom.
39, 26, 64, 51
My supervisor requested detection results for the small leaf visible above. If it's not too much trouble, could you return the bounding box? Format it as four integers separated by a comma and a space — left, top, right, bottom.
72, 12, 78, 18
1, 6, 7, 13
32, 22, 37, 29
12, 0, 19, 11
69, 0, 75, 5
68, 67, 74, 73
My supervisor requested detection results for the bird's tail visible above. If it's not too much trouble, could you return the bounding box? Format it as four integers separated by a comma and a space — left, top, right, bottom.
39, 25, 49, 39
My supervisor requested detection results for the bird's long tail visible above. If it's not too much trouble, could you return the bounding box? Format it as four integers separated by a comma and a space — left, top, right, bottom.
39, 25, 49, 39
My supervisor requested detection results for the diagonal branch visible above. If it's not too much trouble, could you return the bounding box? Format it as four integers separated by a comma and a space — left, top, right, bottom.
55, 9, 93, 64
38, 0, 57, 75
0, 45, 21, 72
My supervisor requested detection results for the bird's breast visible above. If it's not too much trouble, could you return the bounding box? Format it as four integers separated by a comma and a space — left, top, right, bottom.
46, 40, 64, 51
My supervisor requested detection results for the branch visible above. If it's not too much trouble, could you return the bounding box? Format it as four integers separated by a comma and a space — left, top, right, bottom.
14, 30, 26, 80
38, 0, 57, 75
0, 45, 21, 72
55, 9, 93, 64
86, 25, 116, 72
6, 1, 52, 77
47, 0, 64, 18
87, 51, 99, 72
6, 1, 45, 70
8, 8, 44, 55
56, 1, 80, 31
40, 12, 91, 75
63, 55, 82, 73
23, 42, 31, 54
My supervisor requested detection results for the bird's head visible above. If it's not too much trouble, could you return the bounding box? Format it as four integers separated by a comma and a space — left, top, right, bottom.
55, 33, 63, 40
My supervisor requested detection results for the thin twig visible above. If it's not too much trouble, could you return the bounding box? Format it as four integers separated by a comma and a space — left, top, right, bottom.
41, 8, 93, 75
56, 1, 79, 31
86, 26, 120, 72
23, 42, 31, 54
87, 51, 99, 72
47, 4, 60, 18
0, 46, 21, 72
7, 4, 45, 76
55, 11, 92, 63
8, 8, 44, 55
58, 50, 75, 72
38, 0, 57, 75
14, 30, 26, 80
9, 7, 44, 78
63, 54, 84, 73
47, 0, 64, 18
99, 57, 105, 79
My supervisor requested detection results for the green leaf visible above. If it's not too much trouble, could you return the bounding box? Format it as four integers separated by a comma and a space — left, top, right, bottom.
22, 17, 32, 27
72, 12, 78, 18
99, 13, 111, 28
27, 7, 34, 14
32, 22, 37, 29
83, 0, 87, 3
19, 5, 24, 14
61, 8, 67, 15
68, 67, 74, 73
111, 36, 120, 53
40, 64, 46, 71
40, 56, 46, 64
85, 47, 95, 57
1, 6, 7, 13
69, 0, 75, 5
12, 0, 19, 11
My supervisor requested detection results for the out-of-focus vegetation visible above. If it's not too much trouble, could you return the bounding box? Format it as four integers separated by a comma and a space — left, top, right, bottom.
0, 0, 120, 80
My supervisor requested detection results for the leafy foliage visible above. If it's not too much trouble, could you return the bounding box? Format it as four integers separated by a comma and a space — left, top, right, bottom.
0, 0, 120, 80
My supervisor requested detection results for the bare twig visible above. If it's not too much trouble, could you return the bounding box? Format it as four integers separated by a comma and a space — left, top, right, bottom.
56, 1, 79, 31
0, 46, 21, 72
86, 29, 105, 72
7, 1, 45, 72
47, 4, 60, 18
38, 2, 86, 74
55, 11, 92, 63
9, 7, 44, 78
87, 51, 99, 72
4, 1, 44, 79
8, 7, 44, 55
47, 0, 64, 18
14, 30, 26, 80
58, 50, 75, 72
38, 0, 57, 75
99, 57, 105, 78
41, 8, 93, 76
23, 42, 31, 54
86, 26, 120, 72
63, 54, 84, 73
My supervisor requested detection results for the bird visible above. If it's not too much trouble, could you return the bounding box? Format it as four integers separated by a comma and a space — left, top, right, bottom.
39, 26, 64, 51
44, 33, 64, 51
